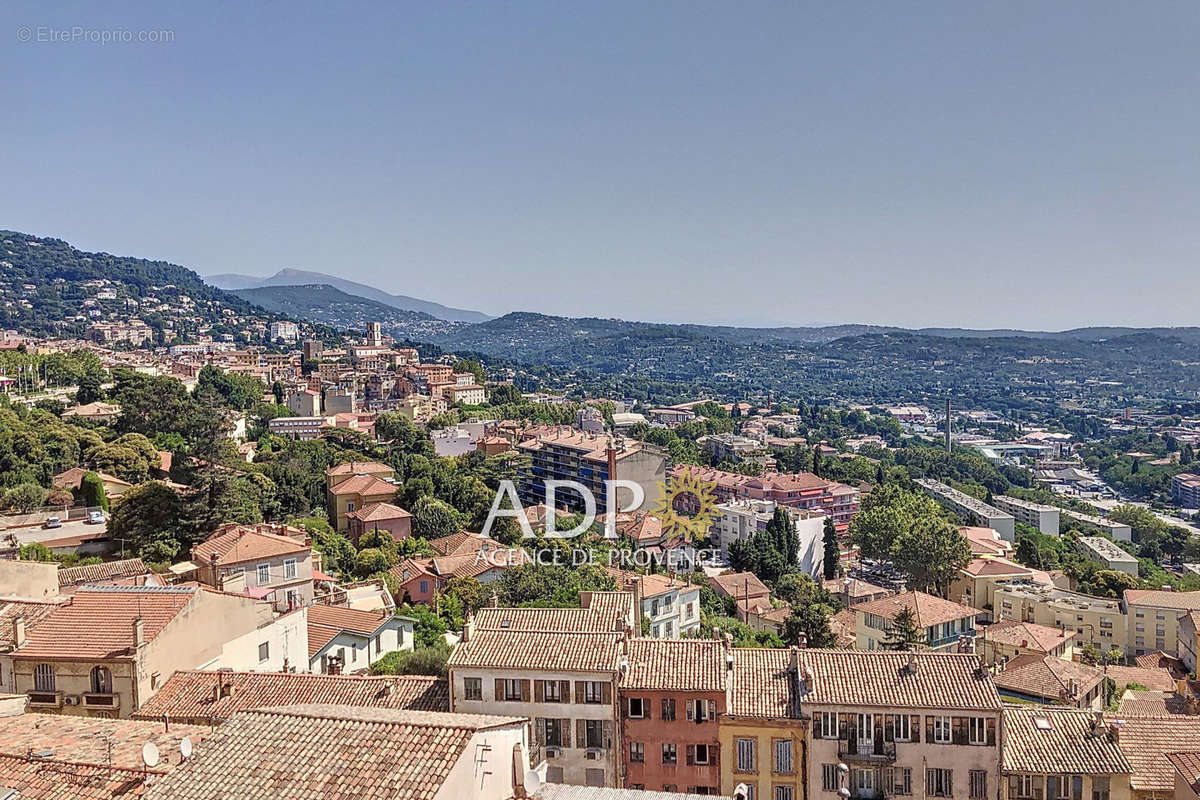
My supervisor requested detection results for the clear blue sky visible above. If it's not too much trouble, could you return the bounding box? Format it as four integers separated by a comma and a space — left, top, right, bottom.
3, 1, 1198, 329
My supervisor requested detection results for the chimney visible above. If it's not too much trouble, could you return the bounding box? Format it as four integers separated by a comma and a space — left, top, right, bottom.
12, 617, 26, 648
905, 651, 917, 675
132, 617, 145, 648
1108, 719, 1122, 743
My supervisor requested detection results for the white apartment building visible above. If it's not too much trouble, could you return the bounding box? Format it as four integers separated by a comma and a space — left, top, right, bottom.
712, 498, 827, 577
916, 479, 1016, 542
269, 320, 300, 342
604, 572, 702, 639
1076, 536, 1139, 576
992, 496, 1060, 536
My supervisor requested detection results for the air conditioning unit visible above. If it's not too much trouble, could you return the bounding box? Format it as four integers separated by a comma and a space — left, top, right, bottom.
63, 696, 81, 706
545, 747, 561, 758
585, 749, 602, 761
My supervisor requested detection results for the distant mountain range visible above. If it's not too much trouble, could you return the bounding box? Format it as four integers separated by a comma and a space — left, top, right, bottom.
207, 268, 490, 323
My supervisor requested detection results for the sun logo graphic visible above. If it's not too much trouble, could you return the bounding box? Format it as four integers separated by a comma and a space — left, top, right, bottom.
650, 468, 720, 543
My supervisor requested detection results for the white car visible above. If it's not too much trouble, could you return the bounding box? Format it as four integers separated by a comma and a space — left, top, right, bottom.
86, 511, 106, 525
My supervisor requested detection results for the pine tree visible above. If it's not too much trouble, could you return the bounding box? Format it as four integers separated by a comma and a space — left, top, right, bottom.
822, 517, 840, 580
881, 607, 925, 651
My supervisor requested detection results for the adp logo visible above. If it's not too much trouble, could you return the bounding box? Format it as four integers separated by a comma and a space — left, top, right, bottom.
479, 467, 720, 542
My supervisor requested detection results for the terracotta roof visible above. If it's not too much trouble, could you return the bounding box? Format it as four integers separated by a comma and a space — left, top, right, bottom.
1001, 707, 1131, 775
1105, 664, 1178, 692
473, 606, 624, 634
191, 524, 309, 565
1134, 650, 1189, 679
622, 638, 728, 692
0, 599, 61, 649
143, 705, 525, 800
823, 577, 890, 599
327, 474, 397, 497
0, 711, 210, 769
0, 753, 156, 799
993, 654, 1105, 702
963, 557, 1032, 577
729, 648, 799, 719
133, 670, 448, 722
57, 558, 149, 587
579, 591, 639, 625
1106, 715, 1200, 793
709, 571, 770, 600
535, 786, 728, 800
1124, 589, 1200, 611
606, 568, 694, 599
449, 628, 624, 673
852, 590, 979, 628
960, 526, 1012, 556
52, 467, 131, 489
11, 586, 198, 661
430, 549, 531, 580
325, 461, 392, 477
829, 609, 857, 648
1117, 690, 1192, 716
796, 649, 1002, 710
344, 501, 411, 522
307, 605, 391, 659
426, 530, 487, 556
1167, 752, 1200, 795
982, 619, 1075, 653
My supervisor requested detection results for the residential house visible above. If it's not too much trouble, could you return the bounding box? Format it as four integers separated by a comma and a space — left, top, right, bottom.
720, 648, 806, 800
1124, 590, 1200, 658
803, 649, 1003, 800
620, 638, 729, 794
1178, 611, 1200, 674
851, 591, 980, 652
132, 670, 448, 724
609, 569, 702, 639
390, 547, 532, 605
978, 619, 1075, 665
190, 523, 315, 611
1001, 707, 1132, 800
679, 466, 860, 530
1106, 715, 1200, 800
345, 501, 412, 546
8, 584, 273, 718
56, 557, 158, 593
960, 526, 1015, 558
307, 604, 414, 674
992, 654, 1106, 709
0, 598, 61, 693
823, 577, 893, 608
325, 461, 398, 532
710, 572, 771, 606
951, 557, 1048, 622
61, 401, 122, 423
1168, 753, 1200, 800
51, 467, 133, 500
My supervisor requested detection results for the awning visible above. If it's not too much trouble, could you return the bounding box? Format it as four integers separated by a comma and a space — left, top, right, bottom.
245, 586, 274, 599
168, 560, 199, 575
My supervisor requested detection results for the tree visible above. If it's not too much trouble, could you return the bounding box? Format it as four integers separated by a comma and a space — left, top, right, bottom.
452, 359, 486, 386
782, 604, 837, 648
3, 483, 46, 513
75, 370, 105, 405
881, 607, 925, 651
79, 470, 109, 511
410, 496, 461, 540
822, 517, 840, 580
397, 604, 450, 647
369, 642, 451, 677
1090, 569, 1140, 599
291, 516, 356, 576
106, 481, 185, 556
19, 542, 53, 562
272, 380, 285, 405
890, 516, 971, 596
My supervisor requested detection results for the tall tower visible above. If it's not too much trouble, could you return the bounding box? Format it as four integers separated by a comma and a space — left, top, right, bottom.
365, 321, 382, 347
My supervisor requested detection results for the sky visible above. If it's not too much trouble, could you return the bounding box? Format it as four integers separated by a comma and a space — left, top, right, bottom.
2, 1, 1198, 330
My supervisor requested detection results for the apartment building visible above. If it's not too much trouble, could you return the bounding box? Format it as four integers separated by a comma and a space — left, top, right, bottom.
325, 461, 399, 532
609, 570, 702, 639
268, 414, 331, 440
268, 320, 299, 342
307, 604, 414, 674
851, 591, 980, 652
287, 388, 322, 416
9, 585, 271, 718
680, 466, 860, 530
712, 499, 828, 577
916, 479, 1016, 542
191, 523, 316, 611
992, 582, 1125, 654
1001, 707, 1132, 800
448, 601, 635, 788
1174, 473, 1200, 508
620, 638, 728, 794
1076, 537, 1139, 576
720, 648, 806, 800
517, 429, 668, 515
950, 558, 1046, 622
992, 496, 1061, 536
1061, 509, 1133, 542
803, 650, 1003, 800
1179, 611, 1200, 673
1123, 589, 1200, 657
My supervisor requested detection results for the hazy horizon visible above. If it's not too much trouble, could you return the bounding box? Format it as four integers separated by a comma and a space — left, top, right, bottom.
4, 1, 1199, 329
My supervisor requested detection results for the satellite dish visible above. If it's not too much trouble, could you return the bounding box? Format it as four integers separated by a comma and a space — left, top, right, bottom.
141, 741, 160, 768
180, 737, 193, 760
523, 769, 542, 793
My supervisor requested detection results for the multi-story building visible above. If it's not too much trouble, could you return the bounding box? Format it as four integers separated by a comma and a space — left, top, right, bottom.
448, 597, 636, 788
851, 591, 980, 652
950, 557, 1046, 622
1174, 473, 1200, 509
518, 429, 668, 515
678, 466, 860, 530
268, 414, 331, 440
977, 618, 1075, 665
712, 499, 828, 577
345, 501, 412, 546
1001, 707, 1132, 800
268, 320, 300, 342
609, 570, 702, 639
992, 582, 1125, 654
191, 523, 316, 611
803, 649, 1003, 800
620, 638, 728, 794
992, 496, 1061, 536
916, 479, 1016, 542
8, 585, 272, 718
287, 388, 322, 416
1123, 589, 1200, 657
445, 383, 486, 406
306, 604, 414, 674
1076, 537, 1139, 576
1060, 509, 1133, 542
720, 647, 807, 800
325, 461, 398, 532
993, 654, 1105, 708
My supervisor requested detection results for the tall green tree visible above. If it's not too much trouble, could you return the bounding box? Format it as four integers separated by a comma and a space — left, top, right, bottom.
79, 470, 108, 511
881, 606, 925, 651
822, 516, 840, 580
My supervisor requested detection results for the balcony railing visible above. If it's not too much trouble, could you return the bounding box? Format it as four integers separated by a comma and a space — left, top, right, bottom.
82, 692, 120, 710
838, 739, 897, 762
26, 691, 62, 708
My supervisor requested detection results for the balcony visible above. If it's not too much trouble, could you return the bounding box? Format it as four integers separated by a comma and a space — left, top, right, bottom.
838, 739, 897, 763
82, 692, 120, 710
26, 691, 62, 708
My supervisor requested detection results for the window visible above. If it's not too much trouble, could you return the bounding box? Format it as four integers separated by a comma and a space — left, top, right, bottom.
822, 764, 840, 792
585, 769, 605, 788
687, 698, 715, 721
258, 642, 270, 662
543, 681, 562, 703
629, 697, 647, 718
464, 678, 482, 700
970, 770, 988, 799
346, 501, 355, 512
419, 580, 429, 595
546, 767, 564, 783
889, 713, 911, 741
284, 558, 297, 579
256, 563, 270, 584
969, 716, 987, 745
372, 635, 380, 655
736, 738, 756, 773
501, 679, 523, 701
33, 664, 55, 692
773, 739, 793, 774
544, 718, 566, 747
932, 715, 952, 744
1012, 775, 1035, 799
1092, 776, 1110, 800
584, 719, 604, 749
817, 711, 838, 739
854, 769, 875, 795
89, 665, 111, 694
885, 767, 913, 796
927, 768, 953, 798
774, 787, 795, 800
584, 681, 604, 703
630, 742, 645, 763
662, 743, 677, 765
661, 698, 677, 721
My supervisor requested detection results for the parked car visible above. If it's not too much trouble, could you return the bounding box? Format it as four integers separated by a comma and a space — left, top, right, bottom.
86, 511, 106, 525
43, 517, 62, 529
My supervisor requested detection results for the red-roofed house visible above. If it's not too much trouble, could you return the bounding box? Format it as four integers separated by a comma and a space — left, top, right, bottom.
190, 523, 315, 611
306, 604, 414, 674
345, 501, 412, 546
325, 461, 398, 532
